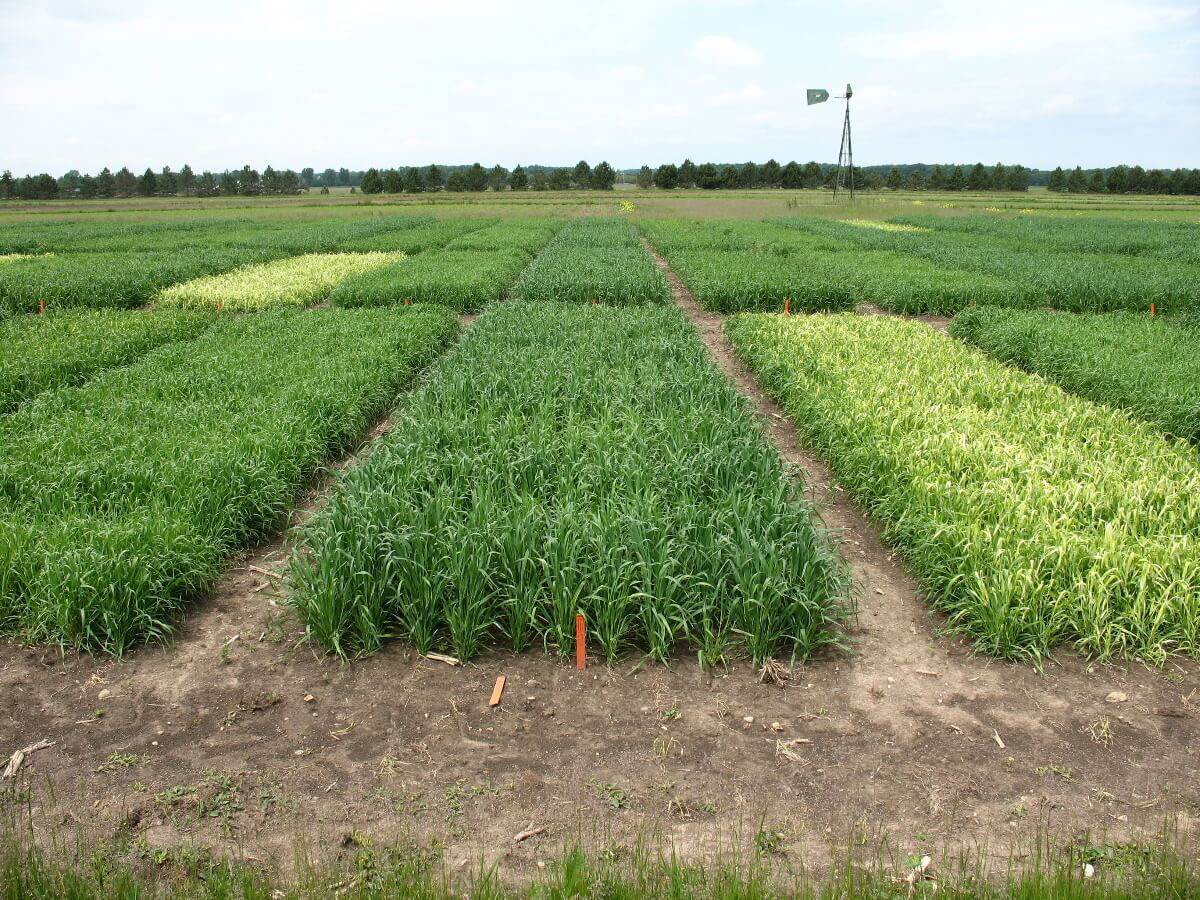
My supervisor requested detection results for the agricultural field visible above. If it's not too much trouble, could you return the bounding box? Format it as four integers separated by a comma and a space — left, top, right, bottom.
0, 193, 1198, 896
291, 301, 846, 663
727, 312, 1200, 661
951, 306, 1200, 444
0, 308, 213, 413
513, 216, 670, 304
0, 305, 458, 652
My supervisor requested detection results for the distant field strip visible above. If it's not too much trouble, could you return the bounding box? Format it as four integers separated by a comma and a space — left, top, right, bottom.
951, 307, 1200, 444
728, 313, 1200, 663
513, 218, 670, 305
0, 306, 460, 653
291, 301, 847, 664
0, 217, 437, 316
893, 214, 1200, 266
775, 217, 1199, 315
332, 220, 565, 312
640, 220, 999, 314
0, 309, 214, 413
158, 251, 405, 310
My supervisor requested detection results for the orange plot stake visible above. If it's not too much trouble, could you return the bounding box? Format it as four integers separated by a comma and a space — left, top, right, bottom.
38, 298, 45, 316
404, 297, 411, 305
575, 614, 587, 670
784, 297, 790, 317
217, 299, 224, 313
592, 297, 598, 305
489, 675, 506, 707
1150, 303, 1157, 317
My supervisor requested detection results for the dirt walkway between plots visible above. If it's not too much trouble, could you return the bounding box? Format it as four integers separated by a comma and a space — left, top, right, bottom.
2, 286, 1197, 885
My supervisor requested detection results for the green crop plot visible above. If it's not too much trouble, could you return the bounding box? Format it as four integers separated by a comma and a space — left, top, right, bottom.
158, 251, 406, 310
0, 306, 459, 653
331, 249, 531, 312
951, 306, 1200, 443
640, 220, 1004, 313
291, 302, 847, 665
777, 217, 1199, 315
728, 312, 1200, 663
513, 218, 669, 305
0, 309, 214, 413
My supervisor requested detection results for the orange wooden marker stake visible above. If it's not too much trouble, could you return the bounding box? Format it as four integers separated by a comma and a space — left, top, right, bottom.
1150, 303, 1157, 317
404, 297, 411, 306
592, 297, 598, 305
489, 675, 506, 707
38, 298, 45, 316
217, 299, 224, 313
575, 614, 587, 670
784, 297, 790, 317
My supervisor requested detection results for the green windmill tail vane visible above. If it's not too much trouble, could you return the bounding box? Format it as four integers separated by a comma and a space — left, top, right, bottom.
806, 88, 829, 105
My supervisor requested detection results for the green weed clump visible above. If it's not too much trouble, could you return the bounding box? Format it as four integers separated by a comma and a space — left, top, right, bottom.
513, 218, 669, 305
951, 306, 1200, 443
0, 309, 214, 413
0, 306, 459, 653
292, 301, 847, 664
727, 312, 1200, 663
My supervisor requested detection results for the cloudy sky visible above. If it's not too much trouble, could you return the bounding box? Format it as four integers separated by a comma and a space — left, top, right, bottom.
2, 0, 1198, 175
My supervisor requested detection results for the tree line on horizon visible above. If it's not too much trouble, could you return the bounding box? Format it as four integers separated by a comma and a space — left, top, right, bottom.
3, 158, 1198, 200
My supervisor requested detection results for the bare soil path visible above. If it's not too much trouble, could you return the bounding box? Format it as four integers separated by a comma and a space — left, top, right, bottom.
1, 287, 1197, 883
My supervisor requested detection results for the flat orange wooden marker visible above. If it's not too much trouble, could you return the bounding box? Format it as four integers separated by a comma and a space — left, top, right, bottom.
38, 299, 45, 316
404, 297, 411, 305
489, 675, 506, 707
1151, 303, 1157, 317
217, 299, 224, 313
784, 297, 790, 316
575, 614, 586, 670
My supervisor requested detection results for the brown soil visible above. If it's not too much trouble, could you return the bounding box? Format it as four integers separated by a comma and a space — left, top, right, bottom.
857, 300, 952, 332
2, 270, 1197, 883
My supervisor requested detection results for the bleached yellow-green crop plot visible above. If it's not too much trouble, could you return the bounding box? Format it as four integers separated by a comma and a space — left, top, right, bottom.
157, 251, 405, 310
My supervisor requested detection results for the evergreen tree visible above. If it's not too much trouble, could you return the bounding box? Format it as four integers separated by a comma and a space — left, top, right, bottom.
381, 168, 402, 193
928, 165, 946, 190
197, 171, 217, 197
137, 168, 157, 196
991, 162, 1007, 191
1086, 169, 1106, 193
79, 174, 97, 198
653, 163, 678, 189
219, 171, 239, 195
425, 164, 443, 190
338, 168, 351, 185
761, 158, 782, 187
719, 164, 739, 188
591, 161, 616, 190
509, 165, 528, 190
239, 166, 262, 195
300, 167, 315, 187
465, 163, 488, 191
886, 166, 902, 189
1005, 165, 1029, 191
95, 167, 116, 197
1047, 166, 1066, 192
696, 162, 720, 189
739, 161, 759, 188
0, 170, 13, 199
531, 169, 548, 191
798, 161, 822, 188
178, 164, 196, 196
636, 165, 653, 189
947, 165, 966, 190
158, 166, 178, 195
908, 170, 926, 190
967, 162, 989, 191
446, 171, 467, 192
1066, 166, 1087, 193
403, 167, 424, 193
678, 158, 697, 188
780, 161, 803, 188
572, 160, 592, 189
360, 168, 384, 194
548, 168, 571, 190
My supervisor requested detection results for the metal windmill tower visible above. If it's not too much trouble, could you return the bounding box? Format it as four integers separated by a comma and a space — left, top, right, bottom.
807, 83, 855, 200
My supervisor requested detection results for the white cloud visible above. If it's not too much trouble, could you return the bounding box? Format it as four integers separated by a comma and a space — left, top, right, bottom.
691, 35, 761, 65
711, 84, 768, 105
612, 64, 644, 80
